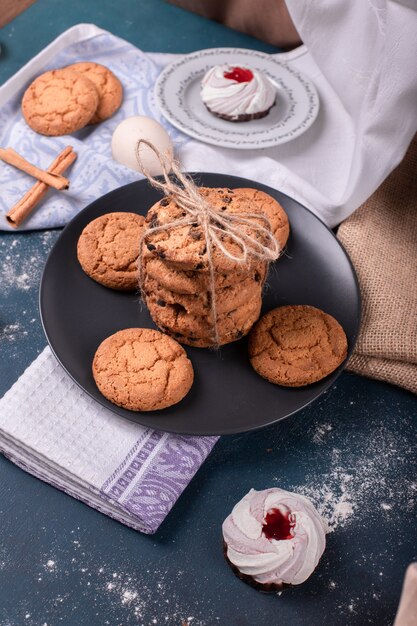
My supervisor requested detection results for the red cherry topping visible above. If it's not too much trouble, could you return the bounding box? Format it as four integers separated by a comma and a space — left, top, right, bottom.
223, 67, 254, 83
262, 507, 296, 541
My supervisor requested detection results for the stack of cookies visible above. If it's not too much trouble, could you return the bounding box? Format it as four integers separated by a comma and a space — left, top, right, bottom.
141, 186, 289, 348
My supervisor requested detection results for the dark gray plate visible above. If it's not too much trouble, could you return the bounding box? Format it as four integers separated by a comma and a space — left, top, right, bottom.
40, 174, 360, 435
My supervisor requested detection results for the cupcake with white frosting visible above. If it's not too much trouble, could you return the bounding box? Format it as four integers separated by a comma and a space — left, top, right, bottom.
201, 65, 276, 122
222, 487, 326, 591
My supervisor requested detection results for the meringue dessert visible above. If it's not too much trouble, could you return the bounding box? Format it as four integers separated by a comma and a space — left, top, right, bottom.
201, 65, 276, 122
222, 487, 326, 591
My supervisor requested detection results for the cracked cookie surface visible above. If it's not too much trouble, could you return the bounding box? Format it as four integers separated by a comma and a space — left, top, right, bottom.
142, 272, 261, 316
143, 257, 266, 295
92, 328, 194, 411
146, 291, 262, 346
248, 305, 348, 387
77, 212, 145, 291
66, 62, 123, 124
157, 321, 259, 349
143, 187, 272, 273
232, 188, 290, 251
22, 69, 99, 136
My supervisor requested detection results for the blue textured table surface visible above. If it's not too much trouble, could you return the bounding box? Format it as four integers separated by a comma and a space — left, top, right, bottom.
0, 2, 416, 625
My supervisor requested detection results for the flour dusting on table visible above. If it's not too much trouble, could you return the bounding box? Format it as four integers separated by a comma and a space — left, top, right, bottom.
0, 232, 59, 354
284, 417, 417, 533
0, 232, 58, 294
23, 543, 220, 626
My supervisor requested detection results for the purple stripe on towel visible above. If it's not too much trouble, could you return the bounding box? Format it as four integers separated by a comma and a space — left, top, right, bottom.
101, 428, 151, 492
104, 431, 165, 500
102, 433, 218, 533
121, 435, 218, 531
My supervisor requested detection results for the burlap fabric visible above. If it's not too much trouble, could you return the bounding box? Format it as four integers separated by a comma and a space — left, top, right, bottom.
337, 136, 417, 394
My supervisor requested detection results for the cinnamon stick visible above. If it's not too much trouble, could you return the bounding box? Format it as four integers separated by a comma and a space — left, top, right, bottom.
0, 147, 70, 190
6, 146, 77, 228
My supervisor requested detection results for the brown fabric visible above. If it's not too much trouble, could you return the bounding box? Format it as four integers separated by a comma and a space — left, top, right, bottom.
0, 0, 36, 29
337, 135, 417, 394
166, 0, 301, 49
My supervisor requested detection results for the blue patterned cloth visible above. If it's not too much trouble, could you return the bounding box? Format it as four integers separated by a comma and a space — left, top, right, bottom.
0, 27, 189, 230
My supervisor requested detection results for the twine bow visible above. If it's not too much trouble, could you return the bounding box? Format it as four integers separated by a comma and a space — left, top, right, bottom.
136, 139, 280, 346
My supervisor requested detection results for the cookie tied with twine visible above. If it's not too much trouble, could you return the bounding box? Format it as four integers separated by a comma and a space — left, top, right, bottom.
136, 139, 280, 346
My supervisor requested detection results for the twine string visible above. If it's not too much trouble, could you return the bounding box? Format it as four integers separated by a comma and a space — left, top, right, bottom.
136, 139, 280, 346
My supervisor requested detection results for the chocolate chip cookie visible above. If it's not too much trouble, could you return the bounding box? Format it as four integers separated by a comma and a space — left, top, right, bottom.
147, 292, 262, 346
232, 188, 290, 251
142, 272, 261, 316
143, 187, 272, 273
143, 257, 266, 296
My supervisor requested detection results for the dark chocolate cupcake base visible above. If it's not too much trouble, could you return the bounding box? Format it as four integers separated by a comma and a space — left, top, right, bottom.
205, 102, 275, 123
223, 541, 289, 593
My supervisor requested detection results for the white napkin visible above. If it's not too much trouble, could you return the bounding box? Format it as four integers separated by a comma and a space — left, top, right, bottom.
0, 348, 217, 533
182, 0, 417, 226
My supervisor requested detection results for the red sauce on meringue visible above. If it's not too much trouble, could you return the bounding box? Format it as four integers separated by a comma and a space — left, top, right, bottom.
223, 67, 254, 83
262, 507, 296, 540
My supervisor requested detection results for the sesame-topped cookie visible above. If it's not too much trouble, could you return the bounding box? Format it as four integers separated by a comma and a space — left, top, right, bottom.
77, 212, 145, 291
92, 328, 194, 411
248, 305, 348, 387
22, 69, 99, 136
143, 187, 272, 273
65, 62, 123, 124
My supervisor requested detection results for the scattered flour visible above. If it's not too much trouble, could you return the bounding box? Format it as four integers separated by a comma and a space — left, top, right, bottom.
121, 590, 138, 605
348, 601, 357, 613
290, 421, 417, 533
312, 422, 333, 444
1, 252, 38, 293
97, 565, 218, 625
44, 559, 57, 572
297, 466, 356, 533
22, 550, 220, 626
0, 232, 58, 355
0, 322, 28, 342
0, 231, 58, 294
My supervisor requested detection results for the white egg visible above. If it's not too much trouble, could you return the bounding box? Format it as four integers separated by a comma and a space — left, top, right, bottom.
111, 116, 173, 175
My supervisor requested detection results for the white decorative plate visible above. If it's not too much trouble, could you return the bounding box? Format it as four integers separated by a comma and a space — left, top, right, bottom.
155, 48, 319, 150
